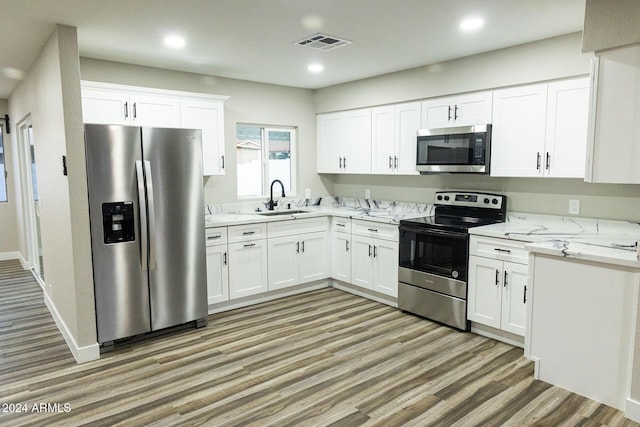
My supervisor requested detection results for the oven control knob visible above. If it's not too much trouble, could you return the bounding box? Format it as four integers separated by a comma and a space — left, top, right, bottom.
437, 195, 443, 201
452, 270, 459, 279
492, 198, 499, 205
484, 198, 490, 204
444, 195, 450, 201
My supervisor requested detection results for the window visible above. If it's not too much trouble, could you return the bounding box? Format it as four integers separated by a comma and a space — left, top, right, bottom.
236, 124, 296, 198
0, 124, 6, 202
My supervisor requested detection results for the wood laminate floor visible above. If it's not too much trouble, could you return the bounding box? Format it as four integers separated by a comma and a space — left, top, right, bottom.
0, 259, 637, 426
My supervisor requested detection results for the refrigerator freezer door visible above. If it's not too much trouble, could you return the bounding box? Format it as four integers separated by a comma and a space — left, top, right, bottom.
85, 124, 151, 343
142, 127, 207, 331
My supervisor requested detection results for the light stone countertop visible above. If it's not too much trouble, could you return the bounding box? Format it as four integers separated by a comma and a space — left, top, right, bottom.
469, 212, 640, 268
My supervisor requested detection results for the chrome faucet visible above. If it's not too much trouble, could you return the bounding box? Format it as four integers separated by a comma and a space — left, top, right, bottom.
268, 179, 286, 210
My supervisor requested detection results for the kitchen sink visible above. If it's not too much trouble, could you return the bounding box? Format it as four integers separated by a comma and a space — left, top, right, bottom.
256, 209, 312, 216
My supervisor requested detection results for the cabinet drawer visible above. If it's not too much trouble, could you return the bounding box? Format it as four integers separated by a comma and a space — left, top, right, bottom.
331, 217, 352, 233
205, 227, 228, 246
352, 219, 398, 241
469, 236, 529, 264
228, 223, 267, 243
267, 217, 328, 238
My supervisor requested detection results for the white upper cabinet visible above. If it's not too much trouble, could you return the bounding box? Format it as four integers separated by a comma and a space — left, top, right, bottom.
490, 83, 548, 177
317, 108, 371, 174
490, 77, 589, 178
371, 102, 420, 175
180, 99, 226, 176
421, 91, 492, 129
545, 78, 590, 178
586, 45, 640, 183
81, 81, 228, 176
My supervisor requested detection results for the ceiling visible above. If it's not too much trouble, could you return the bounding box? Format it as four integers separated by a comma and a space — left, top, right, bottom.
0, 0, 586, 99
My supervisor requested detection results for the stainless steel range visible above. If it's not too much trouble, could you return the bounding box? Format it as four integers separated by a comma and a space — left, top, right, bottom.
398, 191, 507, 330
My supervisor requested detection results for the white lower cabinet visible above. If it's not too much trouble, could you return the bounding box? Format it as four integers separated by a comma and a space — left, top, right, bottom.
350, 233, 399, 298
205, 227, 229, 305
228, 240, 268, 299
467, 236, 528, 336
267, 218, 329, 291
331, 218, 352, 283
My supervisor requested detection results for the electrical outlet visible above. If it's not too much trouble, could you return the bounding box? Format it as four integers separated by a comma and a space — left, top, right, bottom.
305, 188, 311, 199
569, 199, 580, 215
365, 189, 371, 199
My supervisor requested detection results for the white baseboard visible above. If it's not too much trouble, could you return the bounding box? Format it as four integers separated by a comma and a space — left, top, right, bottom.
470, 322, 525, 348
43, 292, 100, 364
0, 251, 22, 261
626, 398, 640, 423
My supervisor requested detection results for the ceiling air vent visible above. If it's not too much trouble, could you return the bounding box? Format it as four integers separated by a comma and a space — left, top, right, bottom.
295, 33, 352, 51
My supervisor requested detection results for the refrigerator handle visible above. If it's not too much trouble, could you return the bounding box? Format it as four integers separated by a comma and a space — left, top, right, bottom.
144, 160, 157, 270
135, 161, 149, 272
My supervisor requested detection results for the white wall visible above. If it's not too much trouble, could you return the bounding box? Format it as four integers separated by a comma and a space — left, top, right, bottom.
79, 58, 334, 204
0, 99, 19, 258
583, 0, 640, 52
8, 25, 96, 359
314, 33, 640, 222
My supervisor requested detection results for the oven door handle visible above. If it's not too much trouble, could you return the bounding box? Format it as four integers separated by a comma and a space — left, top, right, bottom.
399, 225, 468, 240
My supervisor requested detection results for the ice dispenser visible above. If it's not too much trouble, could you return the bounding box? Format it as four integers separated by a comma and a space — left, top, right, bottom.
102, 202, 135, 244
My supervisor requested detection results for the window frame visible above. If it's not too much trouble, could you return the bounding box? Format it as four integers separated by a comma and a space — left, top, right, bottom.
236, 123, 297, 199
0, 123, 7, 203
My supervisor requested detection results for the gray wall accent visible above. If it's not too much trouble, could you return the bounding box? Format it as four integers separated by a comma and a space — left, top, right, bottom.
79, 58, 334, 205
583, 0, 640, 52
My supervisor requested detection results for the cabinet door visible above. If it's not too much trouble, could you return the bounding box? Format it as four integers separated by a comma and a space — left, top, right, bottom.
317, 113, 344, 173
206, 244, 229, 305
454, 91, 493, 126
268, 235, 300, 290
344, 109, 372, 173
395, 102, 420, 175
372, 239, 399, 297
467, 256, 503, 329
545, 78, 590, 178
491, 84, 548, 177
371, 106, 396, 175
501, 262, 528, 336
81, 89, 130, 125
181, 99, 225, 176
421, 97, 454, 129
351, 236, 374, 290
331, 232, 351, 283
130, 93, 182, 127
228, 241, 268, 299
299, 231, 329, 284
587, 45, 640, 183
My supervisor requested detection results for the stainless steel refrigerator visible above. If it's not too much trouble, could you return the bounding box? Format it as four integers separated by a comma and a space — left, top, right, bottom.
85, 124, 207, 346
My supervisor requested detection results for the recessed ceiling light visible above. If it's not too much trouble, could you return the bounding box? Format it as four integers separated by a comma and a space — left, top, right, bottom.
164, 34, 186, 49
308, 63, 324, 73
459, 16, 484, 32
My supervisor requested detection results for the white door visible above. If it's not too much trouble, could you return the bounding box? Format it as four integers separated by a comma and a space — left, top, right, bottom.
421, 97, 453, 129
371, 106, 396, 174
206, 244, 229, 305
372, 239, 399, 297
454, 91, 493, 126
317, 113, 344, 173
181, 99, 225, 176
331, 233, 351, 283
395, 102, 420, 175
344, 109, 372, 173
545, 78, 590, 178
491, 84, 547, 177
501, 262, 528, 336
228, 241, 268, 299
81, 89, 130, 125
268, 235, 300, 290
130, 93, 181, 127
467, 256, 503, 329
299, 231, 329, 284
351, 235, 374, 290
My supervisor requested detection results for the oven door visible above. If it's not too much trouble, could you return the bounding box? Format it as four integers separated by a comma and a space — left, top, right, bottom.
398, 225, 469, 282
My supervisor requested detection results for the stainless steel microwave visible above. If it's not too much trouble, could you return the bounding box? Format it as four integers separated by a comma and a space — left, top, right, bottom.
416, 124, 491, 174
